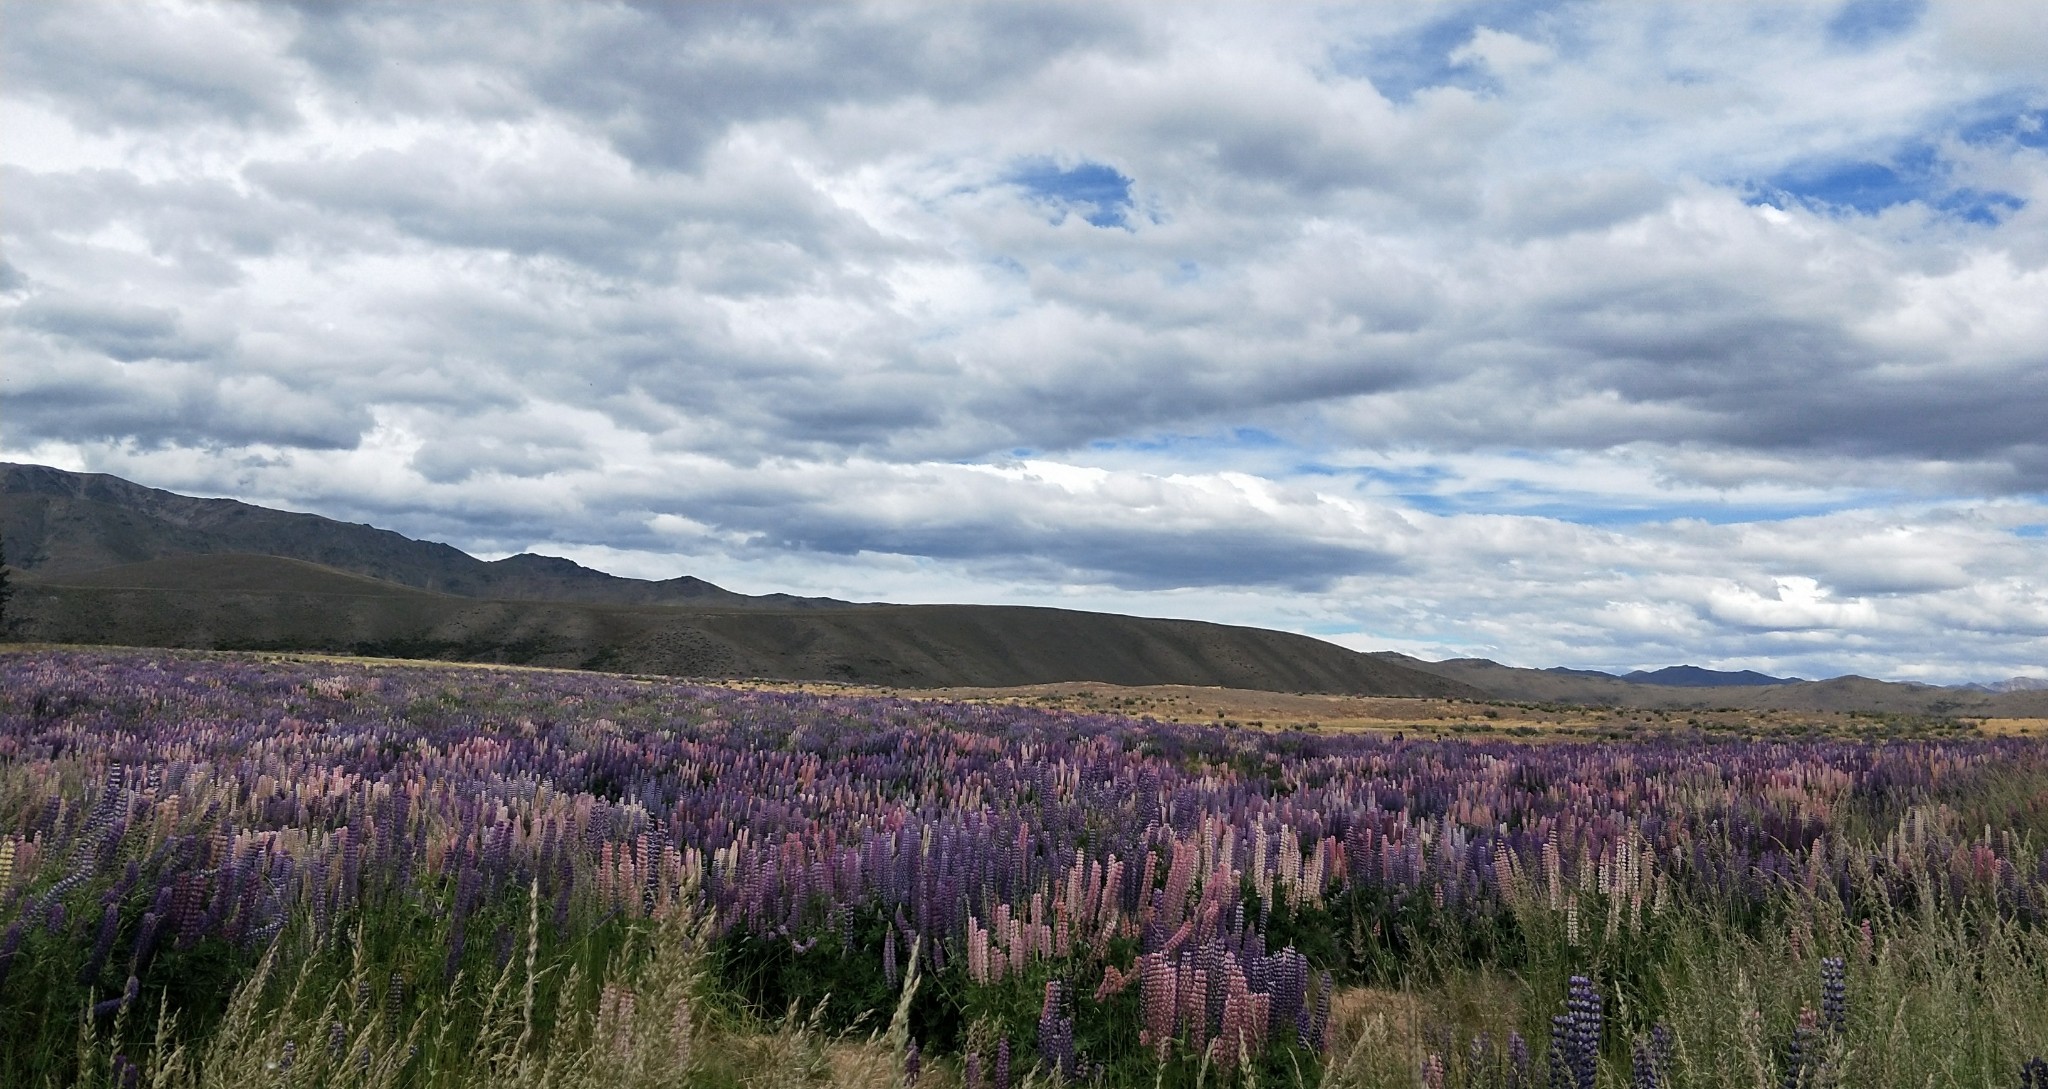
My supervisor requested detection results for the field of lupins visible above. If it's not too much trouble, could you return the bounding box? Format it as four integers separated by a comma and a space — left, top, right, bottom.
1, 649, 2045, 1088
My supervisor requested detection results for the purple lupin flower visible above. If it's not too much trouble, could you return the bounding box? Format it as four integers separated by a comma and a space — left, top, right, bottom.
963, 1050, 983, 1089
387, 972, 407, 1028
1567, 975, 1603, 1089
1508, 1030, 1531, 1089
1631, 1038, 1659, 1089
1549, 1014, 1573, 1089
91, 975, 140, 1019
995, 1036, 1011, 1089
1037, 979, 1075, 1082
883, 925, 899, 989
1783, 1007, 1821, 1089
1819, 957, 1846, 1035
443, 920, 467, 982
0, 921, 23, 992
81, 902, 121, 985
903, 1037, 921, 1087
1309, 969, 1334, 1053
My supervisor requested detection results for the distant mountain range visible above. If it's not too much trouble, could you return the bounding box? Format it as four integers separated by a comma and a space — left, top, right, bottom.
4, 462, 2042, 715
1545, 665, 1804, 687
1370, 654, 2047, 716
1957, 677, 2048, 694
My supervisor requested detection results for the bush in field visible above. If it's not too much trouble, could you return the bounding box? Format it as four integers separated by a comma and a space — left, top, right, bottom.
1, 648, 2045, 1087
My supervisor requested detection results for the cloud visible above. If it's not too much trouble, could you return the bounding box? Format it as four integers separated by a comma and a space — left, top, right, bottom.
2, 1, 303, 131
4, 1, 2045, 681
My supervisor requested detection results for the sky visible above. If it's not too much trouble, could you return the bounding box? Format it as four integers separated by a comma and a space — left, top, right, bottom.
3, 1, 2046, 684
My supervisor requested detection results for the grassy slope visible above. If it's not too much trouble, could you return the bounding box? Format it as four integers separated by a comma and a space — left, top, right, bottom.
12, 555, 1479, 696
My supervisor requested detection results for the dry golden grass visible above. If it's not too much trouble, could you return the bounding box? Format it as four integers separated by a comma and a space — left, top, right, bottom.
3, 645, 1980, 744
1328, 987, 1427, 1053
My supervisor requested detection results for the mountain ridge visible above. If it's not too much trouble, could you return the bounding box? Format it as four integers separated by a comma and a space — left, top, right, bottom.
1373, 653, 2047, 716
0, 465, 1475, 697
0, 462, 846, 609
1542, 664, 1804, 687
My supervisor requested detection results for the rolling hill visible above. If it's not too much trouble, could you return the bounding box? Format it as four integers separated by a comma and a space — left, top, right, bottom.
1, 465, 1477, 696
10, 554, 1480, 694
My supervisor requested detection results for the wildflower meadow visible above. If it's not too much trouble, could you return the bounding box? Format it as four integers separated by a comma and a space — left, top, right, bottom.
1, 648, 2043, 1087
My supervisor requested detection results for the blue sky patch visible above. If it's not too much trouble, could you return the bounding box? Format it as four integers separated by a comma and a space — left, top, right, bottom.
1091, 428, 1287, 455
1011, 159, 1134, 228
2016, 524, 2047, 539
1330, 11, 1498, 103
1825, 0, 1924, 49
1755, 139, 2025, 224
1961, 103, 2048, 150
1327, 0, 1573, 102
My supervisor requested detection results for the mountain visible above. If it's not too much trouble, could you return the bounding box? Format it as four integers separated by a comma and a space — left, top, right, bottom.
1618, 665, 1802, 687
1543, 665, 1801, 687
1375, 653, 2048, 716
0, 464, 1477, 698
1958, 677, 2048, 694
0, 462, 841, 608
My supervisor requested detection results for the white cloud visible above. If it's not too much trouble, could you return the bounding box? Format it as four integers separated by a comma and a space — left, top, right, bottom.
1450, 27, 1554, 77
3, 1, 2044, 683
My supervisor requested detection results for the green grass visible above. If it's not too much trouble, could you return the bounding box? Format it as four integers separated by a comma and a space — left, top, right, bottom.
11, 866, 2042, 1089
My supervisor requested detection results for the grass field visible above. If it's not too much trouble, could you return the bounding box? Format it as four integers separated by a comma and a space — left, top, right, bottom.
2, 647, 2044, 1087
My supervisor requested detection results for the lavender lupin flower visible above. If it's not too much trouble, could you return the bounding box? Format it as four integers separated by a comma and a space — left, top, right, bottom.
995, 1036, 1011, 1089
